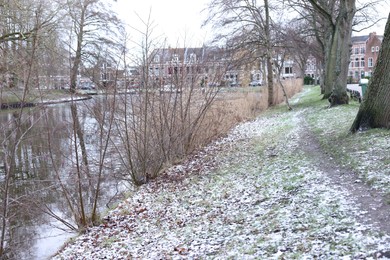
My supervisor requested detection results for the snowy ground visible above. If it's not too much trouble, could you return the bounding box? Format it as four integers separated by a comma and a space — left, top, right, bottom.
53, 86, 390, 259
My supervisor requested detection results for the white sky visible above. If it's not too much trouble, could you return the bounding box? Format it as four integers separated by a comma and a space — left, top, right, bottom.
113, 0, 389, 49
114, 0, 212, 48
354, 0, 389, 36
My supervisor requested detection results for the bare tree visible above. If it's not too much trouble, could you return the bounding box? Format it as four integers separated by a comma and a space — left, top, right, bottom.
303, 0, 356, 105
350, 13, 390, 131
0, 1, 59, 256
112, 13, 225, 185
287, 0, 385, 105
204, 0, 278, 106
60, 0, 122, 92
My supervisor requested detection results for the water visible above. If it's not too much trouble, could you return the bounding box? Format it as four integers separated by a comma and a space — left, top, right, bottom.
0, 97, 127, 259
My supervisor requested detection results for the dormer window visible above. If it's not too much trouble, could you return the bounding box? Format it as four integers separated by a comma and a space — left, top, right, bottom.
172, 54, 179, 62
154, 55, 160, 63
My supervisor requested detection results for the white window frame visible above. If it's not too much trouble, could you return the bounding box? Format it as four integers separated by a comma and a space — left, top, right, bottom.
355, 58, 359, 67
172, 54, 179, 63
368, 57, 373, 68
189, 53, 196, 63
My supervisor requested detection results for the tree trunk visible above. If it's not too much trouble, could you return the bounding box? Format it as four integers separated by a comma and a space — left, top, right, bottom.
70, 3, 87, 93
329, 0, 356, 106
264, 0, 274, 107
351, 14, 390, 131
327, 0, 355, 106
322, 27, 335, 99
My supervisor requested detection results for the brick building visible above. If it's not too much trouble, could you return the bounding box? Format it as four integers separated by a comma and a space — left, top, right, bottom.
304, 32, 383, 84
349, 32, 383, 82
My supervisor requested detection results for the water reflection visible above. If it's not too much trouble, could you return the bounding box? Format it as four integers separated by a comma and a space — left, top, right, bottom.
0, 97, 126, 259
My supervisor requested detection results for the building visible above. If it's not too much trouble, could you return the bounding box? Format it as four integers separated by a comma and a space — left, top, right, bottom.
304, 32, 383, 84
349, 32, 382, 82
148, 46, 236, 87
147, 46, 302, 88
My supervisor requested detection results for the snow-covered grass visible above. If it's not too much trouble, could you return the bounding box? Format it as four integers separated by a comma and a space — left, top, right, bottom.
53, 86, 390, 259
302, 86, 390, 198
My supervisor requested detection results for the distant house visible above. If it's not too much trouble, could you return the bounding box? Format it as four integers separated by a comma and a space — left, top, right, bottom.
304, 32, 383, 84
304, 55, 321, 82
349, 32, 382, 82
148, 46, 232, 87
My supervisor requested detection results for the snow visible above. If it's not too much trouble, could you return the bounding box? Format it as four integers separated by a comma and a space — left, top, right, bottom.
53, 86, 390, 259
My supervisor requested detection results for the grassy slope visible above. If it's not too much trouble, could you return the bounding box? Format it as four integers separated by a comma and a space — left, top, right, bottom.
55, 85, 390, 259
299, 86, 390, 199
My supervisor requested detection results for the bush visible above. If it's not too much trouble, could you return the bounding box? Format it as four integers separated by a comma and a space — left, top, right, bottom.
304, 76, 314, 85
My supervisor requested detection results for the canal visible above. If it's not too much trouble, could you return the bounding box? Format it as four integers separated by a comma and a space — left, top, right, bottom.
0, 96, 129, 259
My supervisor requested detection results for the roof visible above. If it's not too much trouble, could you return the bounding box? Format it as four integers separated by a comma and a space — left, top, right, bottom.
150, 46, 227, 63
351, 32, 383, 44
351, 35, 369, 43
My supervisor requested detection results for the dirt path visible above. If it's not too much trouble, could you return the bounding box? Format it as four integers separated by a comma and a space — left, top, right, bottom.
299, 115, 390, 236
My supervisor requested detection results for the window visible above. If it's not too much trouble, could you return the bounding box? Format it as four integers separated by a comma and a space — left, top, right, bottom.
354, 48, 359, 54
285, 67, 293, 74
355, 58, 359, 67
368, 58, 373, 67
172, 54, 179, 62
376, 46, 380, 52
189, 53, 196, 63
360, 58, 365, 67
360, 47, 365, 54
350, 59, 354, 68
154, 55, 160, 63
371, 46, 375, 52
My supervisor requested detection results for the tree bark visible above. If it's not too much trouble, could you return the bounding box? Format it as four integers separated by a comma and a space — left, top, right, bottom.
69, 2, 87, 93
351, 14, 390, 132
264, 0, 274, 107
328, 0, 355, 106
306, 0, 355, 105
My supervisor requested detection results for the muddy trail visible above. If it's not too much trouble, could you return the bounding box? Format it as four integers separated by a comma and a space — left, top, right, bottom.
300, 116, 390, 236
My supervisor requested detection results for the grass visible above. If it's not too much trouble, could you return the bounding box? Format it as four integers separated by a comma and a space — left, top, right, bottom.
55, 84, 390, 259
301, 85, 390, 196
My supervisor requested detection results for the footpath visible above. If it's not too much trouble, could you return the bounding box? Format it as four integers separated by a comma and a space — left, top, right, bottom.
54, 86, 390, 259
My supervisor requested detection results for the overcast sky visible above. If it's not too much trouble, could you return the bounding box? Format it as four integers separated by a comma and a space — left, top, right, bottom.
113, 0, 389, 49
114, 0, 212, 48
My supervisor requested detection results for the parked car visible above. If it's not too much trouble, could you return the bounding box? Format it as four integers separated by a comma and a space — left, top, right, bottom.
249, 80, 262, 86
208, 82, 220, 87
229, 81, 241, 87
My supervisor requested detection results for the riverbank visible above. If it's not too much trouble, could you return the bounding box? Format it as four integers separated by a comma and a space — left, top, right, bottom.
0, 89, 92, 110
53, 86, 390, 259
